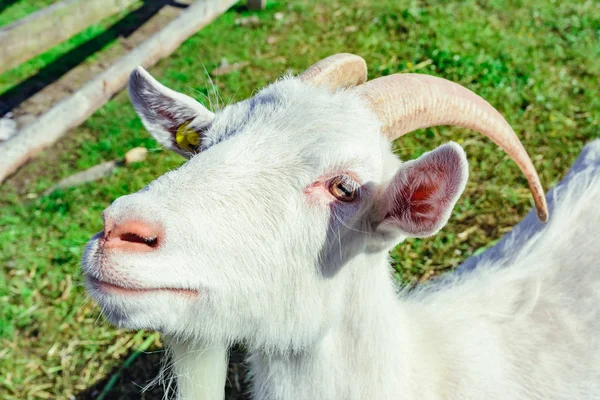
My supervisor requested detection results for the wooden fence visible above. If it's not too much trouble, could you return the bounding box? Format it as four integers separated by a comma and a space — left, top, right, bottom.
0, 0, 264, 183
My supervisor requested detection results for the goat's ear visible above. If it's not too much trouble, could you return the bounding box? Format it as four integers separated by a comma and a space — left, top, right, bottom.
374, 142, 468, 238
128, 66, 214, 158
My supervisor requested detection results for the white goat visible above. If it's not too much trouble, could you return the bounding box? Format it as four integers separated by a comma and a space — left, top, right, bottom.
82, 54, 600, 400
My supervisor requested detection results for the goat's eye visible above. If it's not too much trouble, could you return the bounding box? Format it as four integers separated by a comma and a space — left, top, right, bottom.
328, 175, 358, 202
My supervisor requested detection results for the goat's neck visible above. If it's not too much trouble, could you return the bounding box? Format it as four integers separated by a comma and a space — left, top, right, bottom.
249, 251, 444, 400
166, 337, 228, 400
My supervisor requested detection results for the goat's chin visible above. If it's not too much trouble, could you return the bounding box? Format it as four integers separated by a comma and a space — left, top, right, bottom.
93, 295, 181, 332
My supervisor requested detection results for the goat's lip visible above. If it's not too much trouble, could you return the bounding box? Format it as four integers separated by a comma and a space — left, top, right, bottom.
85, 275, 199, 296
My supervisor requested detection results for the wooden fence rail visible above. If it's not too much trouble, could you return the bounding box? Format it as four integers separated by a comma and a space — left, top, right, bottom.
0, 0, 239, 183
0, 0, 137, 74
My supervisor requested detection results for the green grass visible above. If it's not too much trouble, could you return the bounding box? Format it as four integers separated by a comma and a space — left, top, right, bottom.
0, 0, 56, 27
1, 0, 599, 397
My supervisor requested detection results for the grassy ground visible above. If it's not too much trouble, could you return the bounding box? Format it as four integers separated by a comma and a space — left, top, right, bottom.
0, 0, 55, 26
1, 0, 599, 398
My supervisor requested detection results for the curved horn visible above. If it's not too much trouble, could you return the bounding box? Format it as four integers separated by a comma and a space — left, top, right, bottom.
355, 74, 548, 222
299, 53, 368, 91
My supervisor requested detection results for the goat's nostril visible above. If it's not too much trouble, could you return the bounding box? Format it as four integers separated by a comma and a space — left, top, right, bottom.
103, 220, 161, 252
119, 232, 159, 248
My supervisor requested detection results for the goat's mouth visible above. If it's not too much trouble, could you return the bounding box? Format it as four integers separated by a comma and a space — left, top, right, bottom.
85, 275, 199, 297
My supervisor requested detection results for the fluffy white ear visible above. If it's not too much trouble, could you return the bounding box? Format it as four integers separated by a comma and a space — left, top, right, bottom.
128, 66, 214, 158
375, 142, 469, 238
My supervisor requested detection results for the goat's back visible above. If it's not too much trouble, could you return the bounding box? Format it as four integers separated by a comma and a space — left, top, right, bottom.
415, 140, 600, 399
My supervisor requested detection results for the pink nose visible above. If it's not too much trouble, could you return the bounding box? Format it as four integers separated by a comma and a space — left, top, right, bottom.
103, 218, 161, 252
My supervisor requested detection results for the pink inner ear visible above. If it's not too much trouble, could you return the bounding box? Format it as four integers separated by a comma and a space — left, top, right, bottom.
405, 180, 438, 223
386, 168, 445, 231
383, 144, 467, 237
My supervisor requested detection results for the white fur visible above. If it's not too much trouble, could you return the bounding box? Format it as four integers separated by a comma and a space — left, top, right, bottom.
82, 70, 600, 400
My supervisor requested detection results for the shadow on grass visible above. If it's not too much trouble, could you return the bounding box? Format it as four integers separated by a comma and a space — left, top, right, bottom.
0, 0, 20, 16
0, 0, 189, 117
76, 345, 250, 399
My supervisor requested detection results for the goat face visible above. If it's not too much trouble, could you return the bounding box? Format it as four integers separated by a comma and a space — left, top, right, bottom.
82, 68, 469, 349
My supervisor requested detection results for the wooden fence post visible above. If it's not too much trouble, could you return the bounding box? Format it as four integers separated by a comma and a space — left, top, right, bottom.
247, 0, 266, 10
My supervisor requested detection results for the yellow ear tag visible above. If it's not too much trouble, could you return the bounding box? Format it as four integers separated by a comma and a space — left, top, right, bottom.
175, 121, 201, 152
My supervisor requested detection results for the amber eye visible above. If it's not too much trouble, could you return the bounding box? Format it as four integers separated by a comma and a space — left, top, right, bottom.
328, 175, 358, 202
